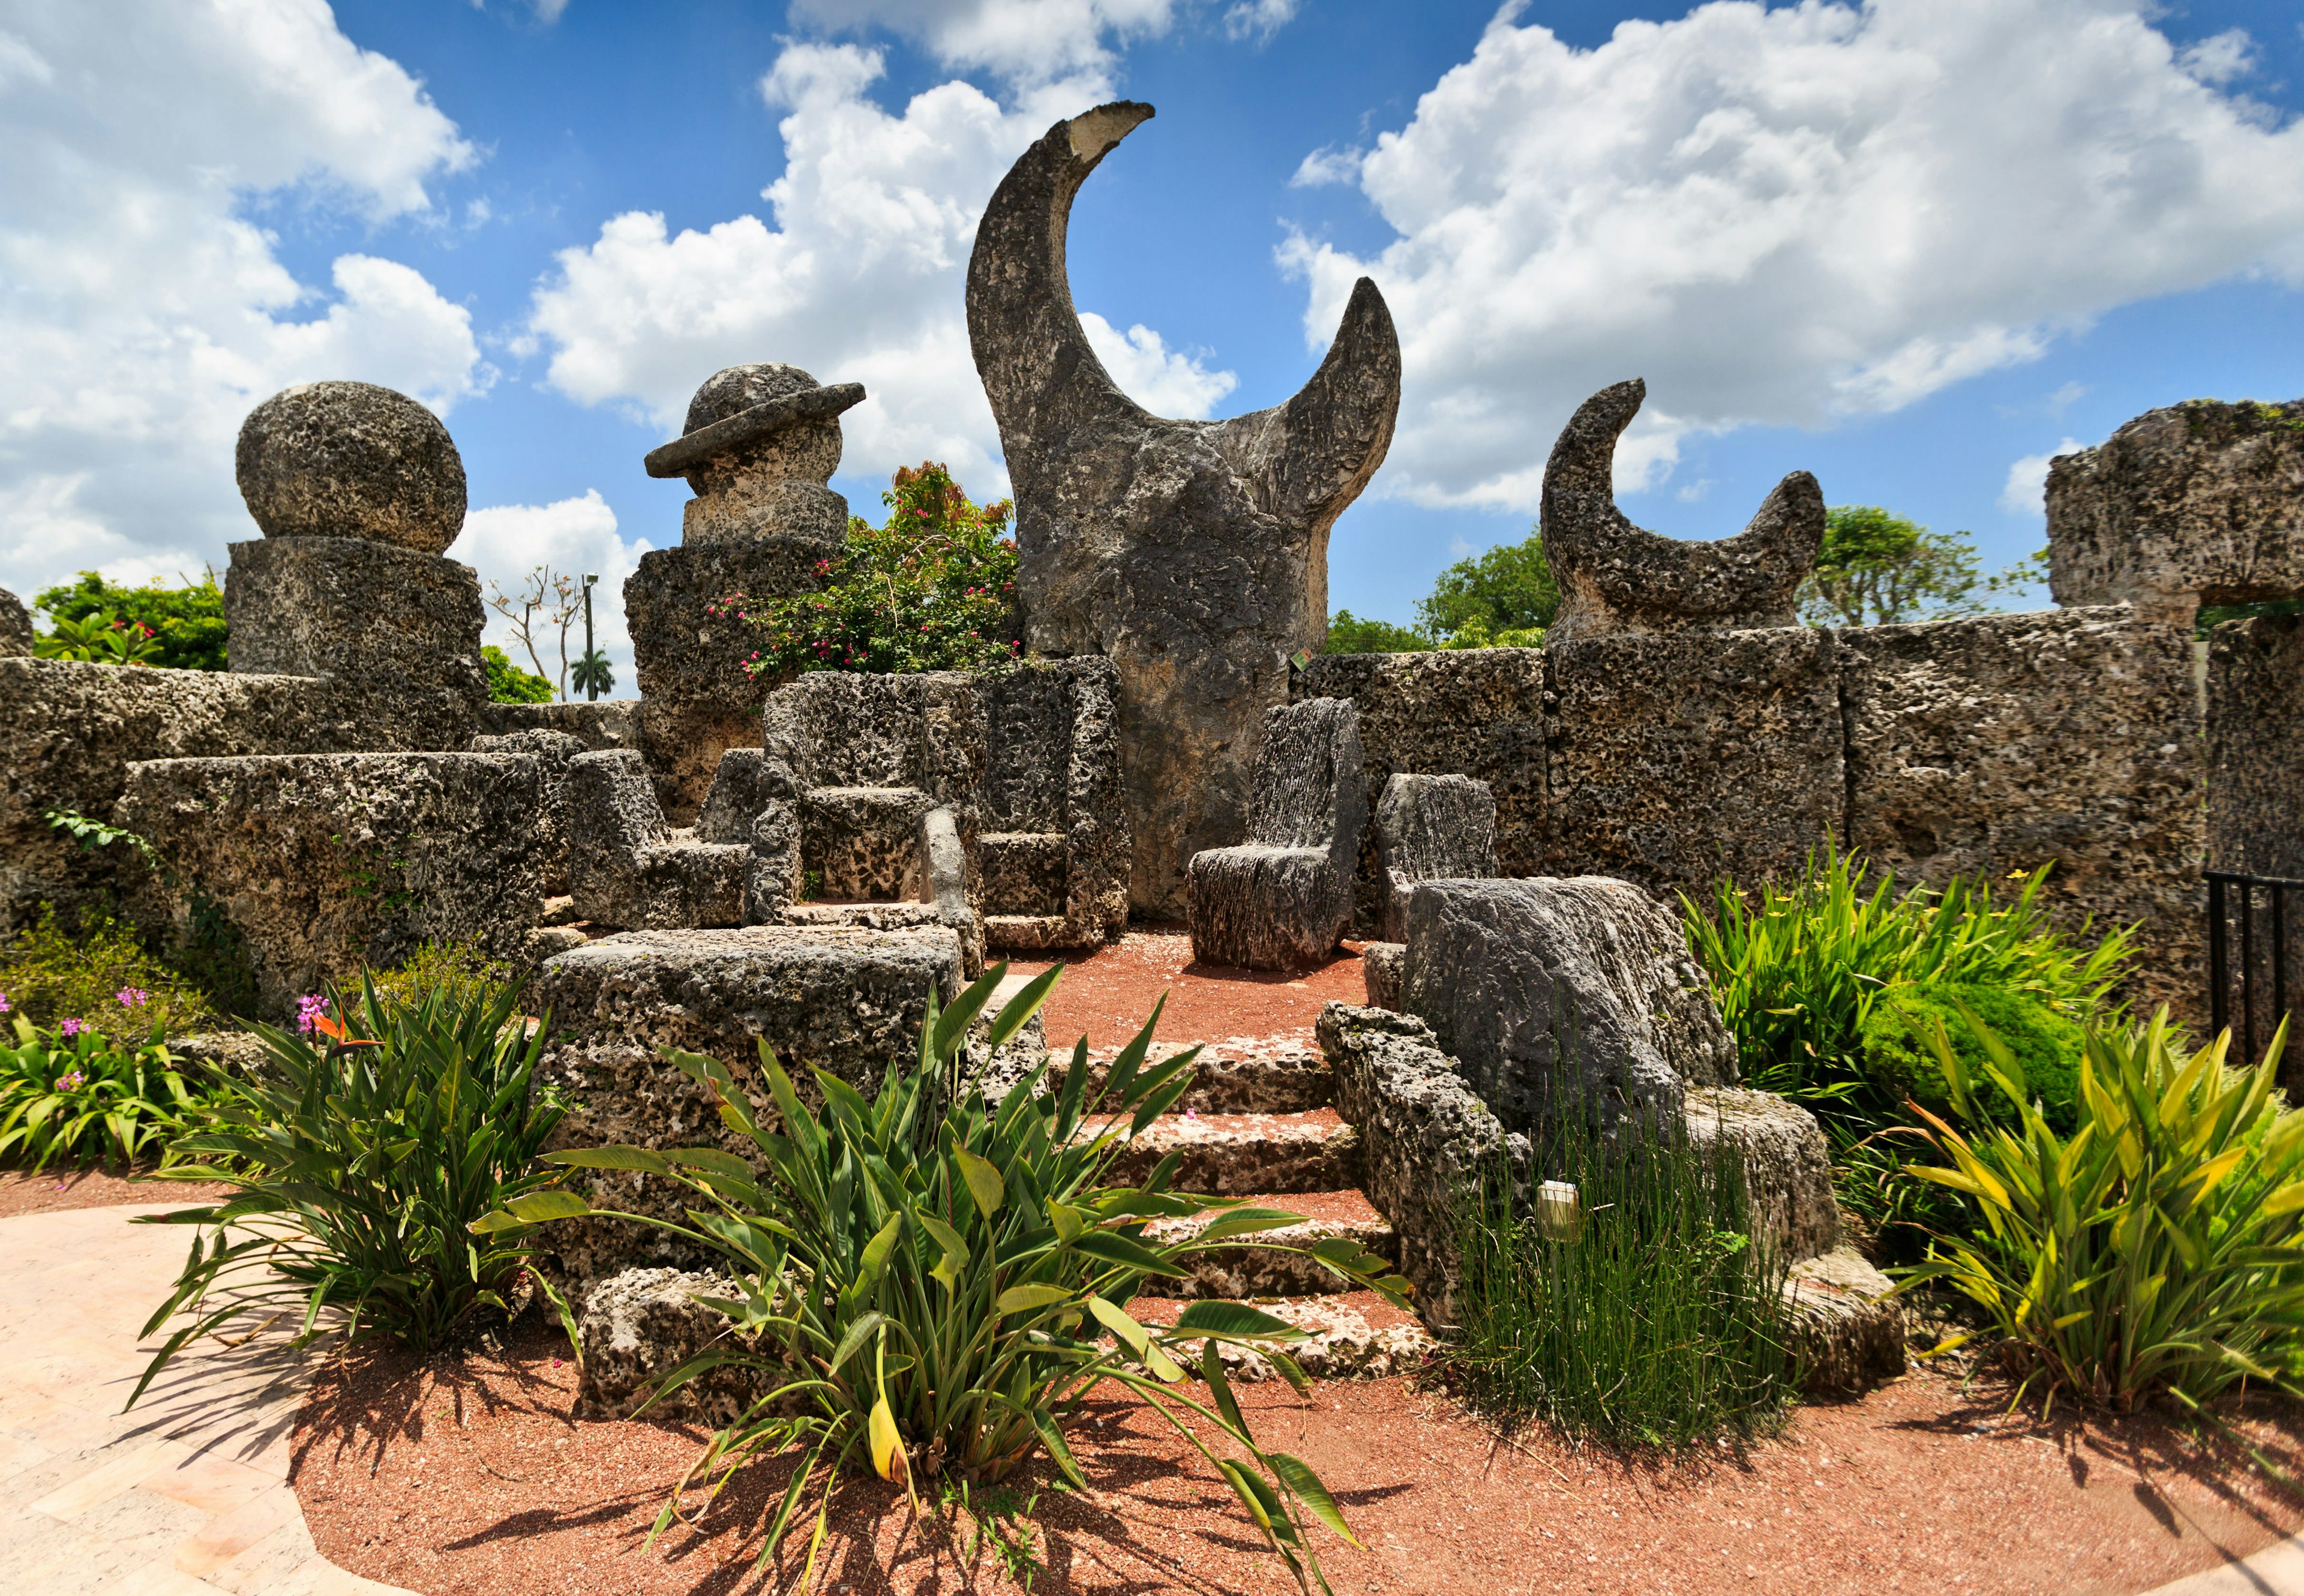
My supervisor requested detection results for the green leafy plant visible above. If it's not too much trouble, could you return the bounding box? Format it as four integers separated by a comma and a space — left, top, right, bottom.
35, 570, 227, 671
483, 644, 554, 704
33, 606, 169, 665
1448, 1108, 1795, 1447
946, 1480, 1046, 1591
0, 1015, 199, 1170
719, 462, 1021, 679
1860, 982, 2085, 1133
1902, 1007, 2304, 1413
484, 965, 1407, 1592
1322, 609, 1428, 654
127, 975, 573, 1406
1417, 528, 1558, 645
0, 903, 217, 1036
365, 938, 520, 1015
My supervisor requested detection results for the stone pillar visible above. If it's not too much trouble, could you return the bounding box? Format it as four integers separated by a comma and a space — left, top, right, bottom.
0, 588, 31, 656
625, 363, 860, 820
225, 381, 488, 749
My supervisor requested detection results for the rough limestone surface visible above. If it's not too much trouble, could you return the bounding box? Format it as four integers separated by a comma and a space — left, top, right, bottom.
1142, 1211, 1399, 1300
648, 362, 858, 547
0, 588, 32, 655
0, 658, 349, 932
1044, 1037, 1334, 1114
1397, 877, 1737, 1135
115, 752, 545, 1017
1681, 1087, 1840, 1264
967, 101, 1400, 914
1360, 942, 1405, 1011
2208, 613, 2304, 880
235, 380, 467, 555
2047, 398, 2304, 622
1190, 1297, 1436, 1383
469, 729, 587, 896
224, 536, 488, 751
1841, 607, 2204, 1019
1546, 626, 1844, 892
485, 698, 643, 751
1784, 1247, 1907, 1393
1187, 698, 1366, 969
1320, 1003, 1528, 1331
977, 658, 1130, 947
1295, 649, 1546, 926
564, 749, 747, 929
532, 925, 964, 1283
1541, 380, 1825, 643
1375, 773, 1496, 943
625, 540, 834, 820
574, 1267, 785, 1424
695, 748, 773, 842
1099, 1112, 1361, 1195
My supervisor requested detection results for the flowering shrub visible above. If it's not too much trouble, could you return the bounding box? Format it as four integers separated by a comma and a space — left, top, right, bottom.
0, 994, 202, 1169
715, 463, 1022, 679
0, 905, 217, 1036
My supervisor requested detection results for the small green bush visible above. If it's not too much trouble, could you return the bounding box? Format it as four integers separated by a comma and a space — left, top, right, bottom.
1904, 1009, 2304, 1412
130, 974, 574, 1403
483, 644, 554, 703
1861, 982, 2084, 1133
497, 967, 1407, 1592
1323, 609, 1427, 653
0, 907, 217, 1037
36, 570, 227, 671
0, 1015, 201, 1170
365, 938, 520, 1015
1448, 1112, 1795, 1447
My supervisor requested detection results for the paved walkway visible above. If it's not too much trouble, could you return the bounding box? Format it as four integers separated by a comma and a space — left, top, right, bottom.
0, 1202, 411, 1596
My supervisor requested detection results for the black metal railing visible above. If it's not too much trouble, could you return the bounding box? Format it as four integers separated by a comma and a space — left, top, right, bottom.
2207, 870, 2302, 1065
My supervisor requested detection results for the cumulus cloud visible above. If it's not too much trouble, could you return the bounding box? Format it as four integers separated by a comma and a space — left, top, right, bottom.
785, 0, 1175, 87
448, 490, 652, 688
1284, 0, 2304, 511
0, 0, 484, 599
2000, 436, 2087, 515
1223, 0, 1299, 44
527, 42, 1237, 501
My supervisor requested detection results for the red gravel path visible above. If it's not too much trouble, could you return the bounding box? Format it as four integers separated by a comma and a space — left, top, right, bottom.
0, 1165, 235, 1219
1004, 929, 1369, 1052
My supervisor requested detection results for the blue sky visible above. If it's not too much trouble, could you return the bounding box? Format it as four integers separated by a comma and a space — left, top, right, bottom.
2, 0, 2300, 685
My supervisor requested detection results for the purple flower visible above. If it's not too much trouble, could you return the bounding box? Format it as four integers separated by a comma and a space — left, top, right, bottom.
57, 1069, 85, 1091
0, 992, 10, 1015
296, 993, 331, 1036
59, 1018, 85, 1036
116, 987, 149, 1009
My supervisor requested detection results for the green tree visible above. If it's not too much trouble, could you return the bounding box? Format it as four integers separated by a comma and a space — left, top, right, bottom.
1797, 506, 1992, 628
569, 647, 615, 699
35, 571, 227, 670
481, 645, 553, 704
1324, 610, 1427, 653
727, 463, 1021, 677
1417, 530, 1559, 644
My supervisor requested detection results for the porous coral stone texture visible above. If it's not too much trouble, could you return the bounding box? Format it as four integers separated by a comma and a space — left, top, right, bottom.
2048, 397, 2304, 622
1679, 1086, 1840, 1264
530, 925, 964, 1284
1375, 772, 1497, 943
574, 1267, 783, 1424
1841, 607, 2204, 1018
2208, 613, 2304, 880
115, 751, 547, 1015
469, 728, 587, 896
1545, 626, 1844, 891
235, 380, 466, 554
0, 587, 32, 655
1397, 876, 1736, 1135
1187, 698, 1366, 969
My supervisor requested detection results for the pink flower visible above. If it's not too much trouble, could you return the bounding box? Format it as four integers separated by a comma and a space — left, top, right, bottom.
58, 1069, 86, 1090
0, 992, 11, 1014
296, 994, 331, 1036
59, 1018, 85, 1036
116, 987, 149, 1008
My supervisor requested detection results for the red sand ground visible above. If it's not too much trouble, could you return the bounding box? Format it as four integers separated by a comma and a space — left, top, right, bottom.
290, 1317, 2304, 1596
1003, 929, 1369, 1052
0, 1165, 233, 1219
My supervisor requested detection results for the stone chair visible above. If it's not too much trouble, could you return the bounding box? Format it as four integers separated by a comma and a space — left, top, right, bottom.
1373, 772, 1498, 943
974, 658, 1130, 950
1185, 697, 1367, 969
565, 749, 747, 929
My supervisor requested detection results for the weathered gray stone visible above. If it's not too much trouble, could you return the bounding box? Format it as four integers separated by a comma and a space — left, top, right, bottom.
0, 658, 348, 932
1681, 1087, 1839, 1264
1142, 1210, 1398, 1299
968, 101, 1400, 914
485, 697, 643, 751
532, 925, 964, 1282
1296, 648, 1546, 927
1375, 773, 1496, 943
979, 658, 1130, 949
564, 749, 746, 929
0, 588, 32, 656
469, 729, 587, 896
1397, 877, 1736, 1135
1360, 941, 1405, 1012
1541, 379, 1824, 642
1099, 1112, 1360, 1195
115, 752, 546, 1017
235, 381, 467, 554
1187, 698, 1366, 969
1784, 1247, 1906, 1393
695, 747, 773, 842
1191, 1296, 1437, 1383
744, 801, 803, 925
1321, 1003, 1528, 1331
1843, 607, 2205, 1020
2208, 613, 2304, 880
1546, 626, 1844, 892
2047, 397, 2304, 623
224, 536, 488, 751
644, 362, 861, 547
574, 1267, 786, 1424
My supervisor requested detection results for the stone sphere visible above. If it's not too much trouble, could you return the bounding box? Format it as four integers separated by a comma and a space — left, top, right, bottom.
235, 381, 467, 554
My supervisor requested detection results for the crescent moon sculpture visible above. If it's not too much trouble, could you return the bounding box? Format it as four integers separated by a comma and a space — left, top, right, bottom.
1540, 379, 1825, 642
967, 101, 1402, 915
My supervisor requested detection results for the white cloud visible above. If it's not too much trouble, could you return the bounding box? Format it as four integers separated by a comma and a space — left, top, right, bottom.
1284, 0, 2304, 512
527, 43, 1232, 503
449, 490, 652, 690
2179, 28, 2255, 86
0, 0, 484, 601
1291, 145, 1363, 188
2000, 436, 2086, 515
785, 0, 1176, 88
1224, 0, 1298, 44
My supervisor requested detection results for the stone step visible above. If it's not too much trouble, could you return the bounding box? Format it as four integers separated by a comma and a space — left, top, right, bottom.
1141, 1190, 1396, 1300
1096, 1110, 1361, 1195
1045, 1035, 1333, 1114
1783, 1245, 1906, 1393
1127, 1292, 1436, 1382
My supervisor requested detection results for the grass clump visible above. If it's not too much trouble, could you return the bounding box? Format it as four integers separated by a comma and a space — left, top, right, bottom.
1904, 1007, 2304, 1412
497, 964, 1408, 1594
0, 907, 217, 1037
0, 1015, 202, 1170
130, 974, 573, 1403
1447, 1110, 1796, 1448
365, 937, 520, 1015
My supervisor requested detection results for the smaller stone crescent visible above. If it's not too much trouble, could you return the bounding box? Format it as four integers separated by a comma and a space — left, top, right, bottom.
643, 382, 867, 479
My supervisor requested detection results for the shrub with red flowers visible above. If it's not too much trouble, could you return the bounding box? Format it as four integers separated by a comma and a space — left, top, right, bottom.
714, 462, 1022, 679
